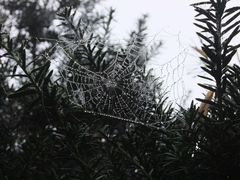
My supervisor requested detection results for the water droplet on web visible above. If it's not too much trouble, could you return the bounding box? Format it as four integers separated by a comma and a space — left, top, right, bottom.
101, 138, 106, 143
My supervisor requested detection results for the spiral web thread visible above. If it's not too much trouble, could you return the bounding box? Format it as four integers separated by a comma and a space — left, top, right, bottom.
149, 48, 187, 105
53, 20, 185, 129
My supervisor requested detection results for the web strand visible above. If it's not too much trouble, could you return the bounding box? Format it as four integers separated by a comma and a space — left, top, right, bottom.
59, 32, 168, 128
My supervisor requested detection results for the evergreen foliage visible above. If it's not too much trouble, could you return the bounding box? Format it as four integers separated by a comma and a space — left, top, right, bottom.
1, 0, 240, 179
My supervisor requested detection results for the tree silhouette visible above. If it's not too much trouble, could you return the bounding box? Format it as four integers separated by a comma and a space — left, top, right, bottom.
1, 0, 240, 179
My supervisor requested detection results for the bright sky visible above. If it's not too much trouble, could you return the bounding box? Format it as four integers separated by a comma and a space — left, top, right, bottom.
98, 0, 202, 107
99, 0, 240, 107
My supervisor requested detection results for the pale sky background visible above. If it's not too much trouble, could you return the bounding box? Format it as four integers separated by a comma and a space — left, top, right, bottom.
98, 0, 240, 107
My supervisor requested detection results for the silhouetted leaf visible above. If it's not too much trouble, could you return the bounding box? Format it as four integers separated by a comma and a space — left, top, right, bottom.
222, 26, 240, 51
43, 70, 53, 90
196, 32, 214, 45
195, 7, 216, 22
223, 6, 240, 19
222, 11, 240, 27
196, 98, 217, 106
222, 20, 240, 35
200, 57, 215, 66
223, 50, 236, 67
35, 61, 51, 84
198, 83, 216, 92
198, 75, 214, 82
8, 88, 36, 98
12, 65, 18, 77
201, 66, 216, 77
202, 45, 217, 62
194, 23, 209, 32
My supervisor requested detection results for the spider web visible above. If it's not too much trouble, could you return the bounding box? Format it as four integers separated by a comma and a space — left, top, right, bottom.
48, 20, 186, 129
59, 34, 169, 128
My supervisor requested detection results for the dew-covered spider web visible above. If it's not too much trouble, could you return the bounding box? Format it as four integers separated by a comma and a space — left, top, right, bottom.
45, 20, 186, 129
60, 37, 161, 126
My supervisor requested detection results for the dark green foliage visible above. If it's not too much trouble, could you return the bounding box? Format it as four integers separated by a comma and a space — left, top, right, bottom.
1, 0, 240, 179
189, 0, 240, 179
0, 2, 169, 180
192, 0, 240, 117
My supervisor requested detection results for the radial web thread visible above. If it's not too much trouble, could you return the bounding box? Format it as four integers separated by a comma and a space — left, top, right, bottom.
53, 21, 186, 129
